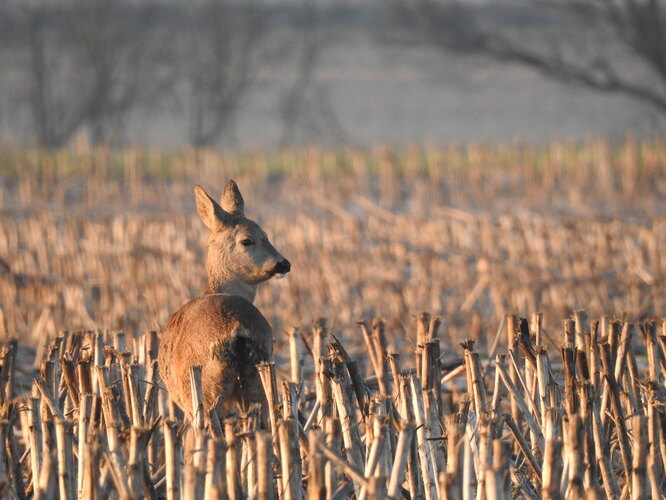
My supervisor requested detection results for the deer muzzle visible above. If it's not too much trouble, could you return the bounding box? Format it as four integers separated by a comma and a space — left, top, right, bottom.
272, 259, 291, 278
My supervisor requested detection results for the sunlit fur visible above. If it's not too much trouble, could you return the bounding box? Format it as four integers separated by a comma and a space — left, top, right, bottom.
158, 181, 290, 420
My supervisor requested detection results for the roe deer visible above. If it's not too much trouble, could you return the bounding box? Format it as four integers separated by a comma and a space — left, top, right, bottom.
158, 180, 290, 419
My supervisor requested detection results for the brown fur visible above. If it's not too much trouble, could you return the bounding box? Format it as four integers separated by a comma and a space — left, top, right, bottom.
158, 294, 272, 416
158, 181, 289, 419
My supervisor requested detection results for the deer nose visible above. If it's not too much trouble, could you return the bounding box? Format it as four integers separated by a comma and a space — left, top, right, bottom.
273, 259, 291, 275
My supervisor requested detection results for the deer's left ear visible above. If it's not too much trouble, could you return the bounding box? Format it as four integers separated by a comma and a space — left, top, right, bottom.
220, 179, 244, 216
194, 185, 230, 229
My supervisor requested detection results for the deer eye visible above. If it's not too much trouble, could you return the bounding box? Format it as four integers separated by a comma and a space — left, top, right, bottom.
240, 238, 255, 247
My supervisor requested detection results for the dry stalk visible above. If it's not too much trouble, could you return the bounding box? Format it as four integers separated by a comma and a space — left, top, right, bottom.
0, 307, 665, 499
409, 376, 438, 500
279, 418, 303, 500
307, 429, 326, 500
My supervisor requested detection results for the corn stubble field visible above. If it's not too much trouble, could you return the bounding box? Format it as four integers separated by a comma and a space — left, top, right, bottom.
0, 139, 665, 498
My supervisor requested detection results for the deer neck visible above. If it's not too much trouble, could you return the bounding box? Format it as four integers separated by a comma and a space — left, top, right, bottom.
206, 277, 257, 303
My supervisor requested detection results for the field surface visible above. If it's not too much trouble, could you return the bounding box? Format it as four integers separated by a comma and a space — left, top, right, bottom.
1, 140, 666, 498
1, 140, 665, 357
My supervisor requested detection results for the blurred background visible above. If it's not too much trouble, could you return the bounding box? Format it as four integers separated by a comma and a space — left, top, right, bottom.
1, 0, 665, 149
1, 3, 664, 494
1, 0, 665, 359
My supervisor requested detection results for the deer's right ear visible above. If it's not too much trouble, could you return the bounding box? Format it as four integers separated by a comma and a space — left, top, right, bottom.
194, 185, 228, 229
220, 180, 244, 216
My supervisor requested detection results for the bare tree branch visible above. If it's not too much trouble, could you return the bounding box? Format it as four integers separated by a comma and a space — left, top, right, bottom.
403, 0, 666, 116
278, 0, 348, 146
186, 0, 265, 147
22, 0, 163, 148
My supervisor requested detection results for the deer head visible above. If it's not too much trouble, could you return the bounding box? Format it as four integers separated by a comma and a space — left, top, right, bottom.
194, 181, 291, 302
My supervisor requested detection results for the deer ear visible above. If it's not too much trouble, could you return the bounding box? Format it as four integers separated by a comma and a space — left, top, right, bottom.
220, 180, 244, 216
194, 185, 229, 229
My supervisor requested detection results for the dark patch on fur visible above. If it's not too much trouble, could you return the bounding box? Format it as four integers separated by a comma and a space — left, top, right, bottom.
210, 335, 270, 368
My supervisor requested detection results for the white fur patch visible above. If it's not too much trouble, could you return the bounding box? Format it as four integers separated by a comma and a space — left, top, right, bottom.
232, 326, 250, 337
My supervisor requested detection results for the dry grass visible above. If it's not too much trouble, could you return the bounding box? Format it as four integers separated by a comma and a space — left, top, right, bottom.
0, 309, 665, 498
1, 140, 664, 358
0, 139, 666, 498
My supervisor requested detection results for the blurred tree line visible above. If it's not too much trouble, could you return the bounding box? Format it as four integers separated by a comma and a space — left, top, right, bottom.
2, 0, 664, 148
0, 0, 345, 148
398, 0, 666, 119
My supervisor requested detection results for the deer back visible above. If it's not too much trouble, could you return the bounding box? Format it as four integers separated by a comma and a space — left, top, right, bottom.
158, 293, 272, 413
